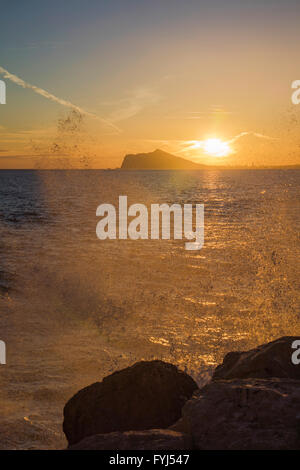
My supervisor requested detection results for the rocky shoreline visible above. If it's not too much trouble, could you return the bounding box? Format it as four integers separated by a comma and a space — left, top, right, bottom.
63, 337, 300, 450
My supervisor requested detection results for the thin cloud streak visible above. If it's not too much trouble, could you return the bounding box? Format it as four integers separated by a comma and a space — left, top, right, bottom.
104, 87, 161, 123
227, 131, 277, 144
0, 65, 121, 134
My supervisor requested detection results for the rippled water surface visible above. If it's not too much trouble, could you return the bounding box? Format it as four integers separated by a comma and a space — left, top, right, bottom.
0, 169, 299, 449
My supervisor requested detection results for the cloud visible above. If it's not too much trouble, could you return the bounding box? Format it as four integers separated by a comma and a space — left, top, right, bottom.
104, 87, 161, 123
165, 105, 234, 120
179, 131, 277, 153
0, 65, 121, 134
0, 126, 55, 143
227, 131, 277, 144
6, 41, 68, 51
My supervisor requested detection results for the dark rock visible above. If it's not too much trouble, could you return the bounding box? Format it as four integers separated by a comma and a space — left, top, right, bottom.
68, 429, 192, 450
213, 336, 300, 380
63, 360, 198, 445
0, 269, 13, 296
180, 378, 300, 450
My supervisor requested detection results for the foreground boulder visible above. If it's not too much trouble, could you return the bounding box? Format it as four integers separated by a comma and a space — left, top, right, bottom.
63, 360, 198, 446
178, 378, 300, 450
68, 429, 192, 450
213, 336, 300, 380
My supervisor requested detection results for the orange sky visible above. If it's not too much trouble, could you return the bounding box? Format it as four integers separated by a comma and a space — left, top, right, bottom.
1, 1, 300, 168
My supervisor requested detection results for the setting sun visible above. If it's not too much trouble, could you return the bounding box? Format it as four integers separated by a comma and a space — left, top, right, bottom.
184, 138, 232, 160
203, 138, 231, 157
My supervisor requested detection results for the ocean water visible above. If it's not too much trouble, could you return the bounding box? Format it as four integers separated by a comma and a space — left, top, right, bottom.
0, 169, 299, 449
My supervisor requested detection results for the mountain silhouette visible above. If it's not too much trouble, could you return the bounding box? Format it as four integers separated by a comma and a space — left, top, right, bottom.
121, 149, 205, 170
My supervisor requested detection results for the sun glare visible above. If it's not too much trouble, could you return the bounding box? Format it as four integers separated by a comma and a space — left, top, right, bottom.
203, 138, 231, 157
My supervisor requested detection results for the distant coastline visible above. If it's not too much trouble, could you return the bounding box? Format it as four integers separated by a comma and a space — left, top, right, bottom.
120, 149, 300, 171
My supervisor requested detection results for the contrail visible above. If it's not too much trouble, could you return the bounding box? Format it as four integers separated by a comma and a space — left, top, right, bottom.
0, 65, 121, 134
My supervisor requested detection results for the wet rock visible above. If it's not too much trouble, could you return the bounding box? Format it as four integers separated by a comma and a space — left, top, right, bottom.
181, 378, 300, 450
0, 270, 13, 296
0, 284, 9, 296
68, 429, 192, 450
63, 360, 198, 445
213, 336, 300, 380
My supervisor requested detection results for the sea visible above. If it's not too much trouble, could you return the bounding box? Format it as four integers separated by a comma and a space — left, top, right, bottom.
0, 169, 299, 449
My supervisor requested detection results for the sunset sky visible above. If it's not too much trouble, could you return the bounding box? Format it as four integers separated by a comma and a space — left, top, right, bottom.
0, 0, 300, 168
